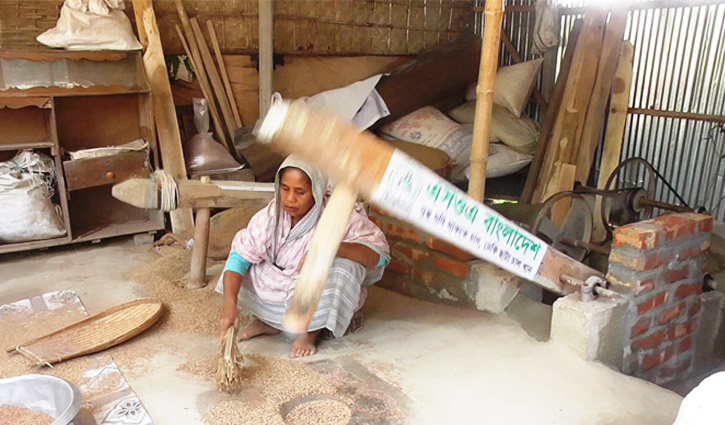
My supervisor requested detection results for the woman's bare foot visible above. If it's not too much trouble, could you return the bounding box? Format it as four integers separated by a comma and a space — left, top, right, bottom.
290, 330, 321, 359
240, 318, 281, 341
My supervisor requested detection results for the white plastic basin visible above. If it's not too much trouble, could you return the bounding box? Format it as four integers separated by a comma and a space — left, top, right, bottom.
0, 374, 81, 425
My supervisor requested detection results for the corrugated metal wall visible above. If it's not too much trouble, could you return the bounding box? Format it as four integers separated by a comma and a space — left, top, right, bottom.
475, 1, 725, 221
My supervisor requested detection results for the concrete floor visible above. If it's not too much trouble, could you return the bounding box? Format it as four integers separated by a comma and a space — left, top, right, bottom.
0, 237, 684, 425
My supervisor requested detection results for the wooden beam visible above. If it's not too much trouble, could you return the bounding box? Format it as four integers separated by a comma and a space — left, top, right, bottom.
593, 41, 634, 241
112, 178, 274, 210
190, 18, 238, 139
574, 3, 629, 184
207, 20, 243, 127
531, 6, 608, 204
521, 19, 583, 204
132, 0, 194, 236
469, 0, 504, 202
173, 0, 229, 149
499, 30, 548, 115
627, 108, 725, 124
188, 176, 211, 290
258, 0, 274, 117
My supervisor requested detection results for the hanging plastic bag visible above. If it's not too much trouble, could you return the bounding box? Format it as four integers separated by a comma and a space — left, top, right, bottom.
0, 151, 67, 243
185, 98, 242, 173
532, 0, 559, 55
37, 0, 142, 51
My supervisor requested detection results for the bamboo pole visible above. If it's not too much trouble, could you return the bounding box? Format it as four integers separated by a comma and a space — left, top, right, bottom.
469, 0, 504, 202
207, 20, 243, 127
258, 0, 274, 117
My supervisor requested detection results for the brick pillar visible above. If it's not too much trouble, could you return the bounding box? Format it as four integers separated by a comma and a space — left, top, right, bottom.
607, 213, 713, 384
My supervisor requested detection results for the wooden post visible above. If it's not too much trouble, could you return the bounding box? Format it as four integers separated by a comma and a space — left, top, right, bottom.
132, 0, 194, 237
574, 3, 629, 184
207, 20, 243, 128
258, 0, 274, 117
520, 20, 583, 205
593, 41, 634, 241
469, 0, 503, 202
188, 176, 212, 290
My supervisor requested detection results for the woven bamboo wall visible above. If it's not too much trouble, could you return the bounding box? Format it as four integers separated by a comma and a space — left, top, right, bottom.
1, 0, 474, 55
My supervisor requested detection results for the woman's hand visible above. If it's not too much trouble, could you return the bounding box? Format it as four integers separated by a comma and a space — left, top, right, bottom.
218, 298, 240, 341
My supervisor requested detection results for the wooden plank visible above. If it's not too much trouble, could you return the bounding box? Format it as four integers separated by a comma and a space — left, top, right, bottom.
188, 176, 211, 290
49, 99, 73, 242
0, 86, 150, 98
520, 19, 583, 204
574, 3, 629, 184
543, 163, 577, 227
62, 151, 151, 192
469, 0, 503, 202
207, 20, 243, 128
374, 35, 482, 128
531, 7, 608, 204
132, 0, 194, 236
0, 51, 128, 62
499, 30, 548, 114
0, 97, 51, 109
190, 18, 238, 139
258, 0, 274, 117
174, 24, 229, 150
593, 41, 634, 241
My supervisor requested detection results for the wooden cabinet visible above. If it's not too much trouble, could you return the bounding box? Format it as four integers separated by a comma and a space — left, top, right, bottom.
0, 51, 164, 254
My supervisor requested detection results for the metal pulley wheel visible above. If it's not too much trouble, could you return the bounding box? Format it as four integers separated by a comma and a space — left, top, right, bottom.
531, 192, 594, 261
602, 157, 657, 233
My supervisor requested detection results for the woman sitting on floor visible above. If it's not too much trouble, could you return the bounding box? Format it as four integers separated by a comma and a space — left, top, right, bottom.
216, 155, 390, 358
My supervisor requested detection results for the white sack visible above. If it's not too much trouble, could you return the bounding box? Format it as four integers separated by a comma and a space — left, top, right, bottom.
448, 102, 540, 154
532, 0, 560, 55
37, 0, 142, 51
466, 58, 544, 118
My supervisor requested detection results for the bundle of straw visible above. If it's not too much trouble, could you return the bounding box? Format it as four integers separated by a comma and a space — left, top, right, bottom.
215, 325, 243, 392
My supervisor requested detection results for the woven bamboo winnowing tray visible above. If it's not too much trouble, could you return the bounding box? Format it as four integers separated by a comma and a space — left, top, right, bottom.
6, 298, 164, 366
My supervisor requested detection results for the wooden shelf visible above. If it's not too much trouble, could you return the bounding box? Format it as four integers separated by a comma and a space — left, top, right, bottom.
0, 235, 71, 255
0, 85, 151, 98
0, 141, 55, 151
0, 50, 130, 62
72, 217, 163, 243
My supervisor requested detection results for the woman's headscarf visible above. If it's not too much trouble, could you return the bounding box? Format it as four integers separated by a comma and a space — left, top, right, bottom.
270, 155, 327, 264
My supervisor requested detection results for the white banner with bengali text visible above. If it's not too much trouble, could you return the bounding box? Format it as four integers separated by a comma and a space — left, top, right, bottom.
371, 151, 548, 280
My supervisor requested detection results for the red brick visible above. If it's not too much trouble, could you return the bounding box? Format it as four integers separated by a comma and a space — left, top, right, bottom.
370, 216, 384, 231
659, 356, 692, 380
635, 279, 656, 295
393, 243, 430, 262
701, 239, 711, 254
659, 302, 686, 325
642, 346, 675, 371
679, 336, 693, 353
663, 265, 689, 284
432, 256, 471, 280
652, 215, 697, 241
677, 247, 700, 261
688, 298, 702, 316
613, 224, 662, 250
412, 268, 435, 286
634, 331, 664, 350
609, 250, 663, 271
680, 213, 714, 233
675, 282, 703, 299
385, 223, 422, 244
665, 321, 697, 341
387, 259, 410, 275
632, 317, 652, 338
637, 292, 668, 315
425, 236, 476, 262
